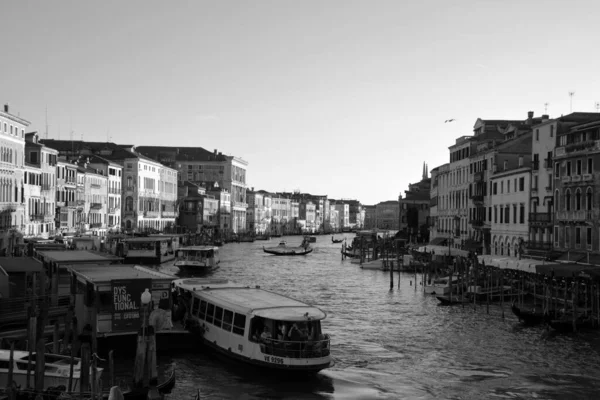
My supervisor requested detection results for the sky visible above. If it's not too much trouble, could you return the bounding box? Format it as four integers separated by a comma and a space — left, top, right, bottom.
3, 0, 600, 205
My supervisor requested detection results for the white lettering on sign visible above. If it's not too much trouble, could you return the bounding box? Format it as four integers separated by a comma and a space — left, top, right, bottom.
263, 355, 284, 365
113, 286, 138, 311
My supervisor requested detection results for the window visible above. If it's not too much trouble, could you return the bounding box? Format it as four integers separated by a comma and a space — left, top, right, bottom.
575, 227, 581, 247
213, 306, 223, 328
565, 190, 571, 211
576, 160, 582, 175
587, 188, 593, 211
554, 226, 559, 246
199, 300, 207, 320
567, 161, 571, 176
513, 204, 517, 224
550, 125, 554, 137
576, 189, 582, 210
536, 129, 539, 140
588, 158, 593, 174
565, 227, 570, 247
232, 313, 246, 336
192, 297, 200, 316
555, 162, 560, 178
520, 204, 525, 224
494, 207, 497, 223
520, 177, 525, 191
493, 182, 497, 195
222, 310, 233, 332
587, 227, 592, 247
206, 303, 215, 324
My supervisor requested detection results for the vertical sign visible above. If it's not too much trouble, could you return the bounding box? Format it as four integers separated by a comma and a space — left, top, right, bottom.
111, 279, 152, 332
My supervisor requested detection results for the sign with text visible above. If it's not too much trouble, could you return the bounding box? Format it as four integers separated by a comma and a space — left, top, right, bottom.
111, 279, 152, 332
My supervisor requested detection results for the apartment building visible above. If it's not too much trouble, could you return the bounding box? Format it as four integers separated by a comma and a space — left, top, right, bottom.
86, 156, 122, 232
553, 114, 600, 258
25, 133, 57, 239
373, 200, 399, 230
55, 158, 78, 233
0, 104, 28, 255
134, 146, 248, 233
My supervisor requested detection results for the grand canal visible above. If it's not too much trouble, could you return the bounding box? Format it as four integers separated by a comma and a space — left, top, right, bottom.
124, 235, 600, 399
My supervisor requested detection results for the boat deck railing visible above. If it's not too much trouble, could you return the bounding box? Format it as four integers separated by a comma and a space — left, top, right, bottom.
259, 335, 330, 359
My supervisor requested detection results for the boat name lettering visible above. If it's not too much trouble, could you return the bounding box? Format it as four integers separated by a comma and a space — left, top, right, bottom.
113, 286, 139, 311
264, 355, 284, 364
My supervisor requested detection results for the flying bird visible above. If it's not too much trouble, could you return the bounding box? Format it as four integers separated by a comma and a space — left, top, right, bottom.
445, 119, 455, 123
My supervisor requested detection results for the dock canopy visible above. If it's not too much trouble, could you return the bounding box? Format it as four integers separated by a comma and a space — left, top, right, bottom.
0, 257, 43, 273
36, 250, 122, 265
428, 237, 447, 246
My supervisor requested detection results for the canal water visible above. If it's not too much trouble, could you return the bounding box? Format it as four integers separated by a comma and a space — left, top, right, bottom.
119, 234, 600, 399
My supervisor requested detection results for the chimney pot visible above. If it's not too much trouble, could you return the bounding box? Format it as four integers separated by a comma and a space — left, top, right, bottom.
3, 104, 8, 113
527, 111, 534, 120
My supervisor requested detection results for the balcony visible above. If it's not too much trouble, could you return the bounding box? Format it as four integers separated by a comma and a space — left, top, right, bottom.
529, 212, 552, 224
90, 203, 103, 210
233, 201, 248, 209
56, 201, 65, 207
76, 200, 85, 207
109, 188, 121, 194
144, 210, 160, 218
29, 214, 44, 221
562, 176, 571, 183
556, 210, 594, 222
108, 208, 117, 214
469, 219, 484, 227
44, 215, 54, 222
90, 223, 103, 228
531, 160, 539, 171
91, 183, 102, 189
583, 173, 593, 182
543, 158, 553, 169
123, 210, 136, 217
66, 178, 76, 185
474, 171, 484, 182
571, 175, 582, 183
525, 241, 552, 251
41, 184, 53, 191
555, 140, 600, 158
161, 211, 177, 218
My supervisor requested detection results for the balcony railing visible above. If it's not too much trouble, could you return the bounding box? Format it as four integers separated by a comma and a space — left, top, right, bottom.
76, 200, 86, 206
90, 223, 103, 228
562, 176, 571, 183
572, 175, 582, 183
161, 211, 177, 218
41, 184, 53, 191
56, 201, 65, 207
108, 208, 117, 214
525, 241, 552, 251
29, 214, 44, 221
474, 171, 484, 182
529, 212, 552, 223
66, 178, 76, 184
144, 210, 160, 218
556, 210, 593, 221
123, 210, 136, 216
556, 140, 600, 157
233, 201, 248, 208
582, 173, 593, 182
531, 160, 539, 171
90, 203, 103, 210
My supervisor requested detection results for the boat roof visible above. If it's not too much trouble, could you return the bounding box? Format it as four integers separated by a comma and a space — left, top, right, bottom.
173, 278, 327, 321
123, 237, 173, 243
36, 250, 123, 264
70, 264, 174, 283
178, 246, 219, 251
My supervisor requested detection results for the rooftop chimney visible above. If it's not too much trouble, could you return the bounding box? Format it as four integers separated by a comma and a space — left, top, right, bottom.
214, 149, 217, 155
527, 111, 534, 125
542, 114, 549, 120
3, 104, 8, 113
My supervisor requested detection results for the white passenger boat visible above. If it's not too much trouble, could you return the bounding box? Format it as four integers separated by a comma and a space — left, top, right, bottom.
424, 275, 459, 295
174, 246, 220, 273
173, 278, 332, 373
0, 350, 103, 392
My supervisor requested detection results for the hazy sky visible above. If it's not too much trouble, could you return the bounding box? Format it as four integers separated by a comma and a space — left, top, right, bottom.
3, 0, 600, 204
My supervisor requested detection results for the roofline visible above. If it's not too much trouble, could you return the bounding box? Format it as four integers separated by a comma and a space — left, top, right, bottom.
0, 110, 31, 126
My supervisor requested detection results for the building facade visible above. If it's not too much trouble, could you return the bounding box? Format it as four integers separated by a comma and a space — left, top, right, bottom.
0, 104, 28, 255
55, 159, 78, 233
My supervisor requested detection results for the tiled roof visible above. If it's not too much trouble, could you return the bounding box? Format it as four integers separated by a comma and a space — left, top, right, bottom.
135, 146, 228, 162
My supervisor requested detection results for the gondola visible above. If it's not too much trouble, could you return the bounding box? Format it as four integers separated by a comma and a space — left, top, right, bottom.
263, 246, 313, 256
436, 295, 470, 305
511, 304, 555, 325
332, 236, 344, 244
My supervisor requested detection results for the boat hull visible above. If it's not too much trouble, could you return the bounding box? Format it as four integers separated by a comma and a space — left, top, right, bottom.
174, 261, 217, 274
263, 247, 313, 256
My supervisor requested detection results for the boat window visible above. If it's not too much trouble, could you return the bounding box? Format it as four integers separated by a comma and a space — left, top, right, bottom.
15, 361, 29, 370
232, 313, 246, 336
192, 297, 200, 316
206, 303, 215, 324
198, 300, 207, 320
222, 310, 233, 332
214, 306, 223, 328
0, 360, 11, 369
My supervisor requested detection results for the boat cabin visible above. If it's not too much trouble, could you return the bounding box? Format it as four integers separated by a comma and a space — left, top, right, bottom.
122, 236, 178, 264
69, 264, 174, 338
176, 246, 219, 262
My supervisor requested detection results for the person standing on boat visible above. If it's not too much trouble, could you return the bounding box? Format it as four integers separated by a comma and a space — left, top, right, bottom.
261, 326, 272, 342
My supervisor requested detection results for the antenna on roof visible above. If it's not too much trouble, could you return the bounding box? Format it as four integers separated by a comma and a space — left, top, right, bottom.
544, 102, 549, 114
45, 106, 49, 139
595, 102, 600, 112
569, 91, 575, 113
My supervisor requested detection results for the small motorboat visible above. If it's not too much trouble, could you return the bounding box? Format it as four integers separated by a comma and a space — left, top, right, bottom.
263, 239, 313, 256
424, 275, 459, 295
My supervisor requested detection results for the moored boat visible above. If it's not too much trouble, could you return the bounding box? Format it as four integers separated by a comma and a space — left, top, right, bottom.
263, 239, 313, 256
173, 278, 332, 373
331, 236, 344, 244
511, 304, 555, 325
174, 246, 220, 274
425, 275, 459, 295
0, 350, 103, 392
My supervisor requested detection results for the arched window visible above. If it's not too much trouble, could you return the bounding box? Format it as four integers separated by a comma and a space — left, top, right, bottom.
125, 196, 133, 211
587, 187, 593, 211
500, 242, 504, 256
575, 188, 582, 211
565, 189, 571, 211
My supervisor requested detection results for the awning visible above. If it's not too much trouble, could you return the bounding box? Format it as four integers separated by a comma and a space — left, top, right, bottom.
428, 237, 447, 246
